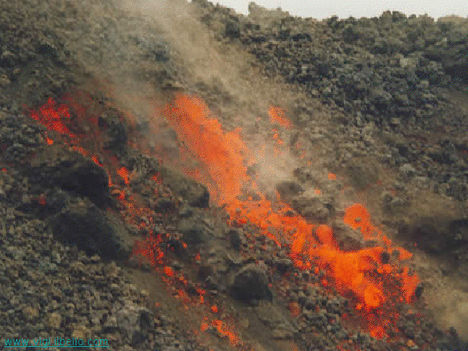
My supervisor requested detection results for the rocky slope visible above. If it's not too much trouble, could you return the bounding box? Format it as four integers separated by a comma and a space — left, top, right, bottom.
0, 1, 467, 351
195, 0, 468, 320
196, 1, 468, 200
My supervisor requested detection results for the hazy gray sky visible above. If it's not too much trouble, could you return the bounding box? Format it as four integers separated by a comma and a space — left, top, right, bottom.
213, 0, 467, 19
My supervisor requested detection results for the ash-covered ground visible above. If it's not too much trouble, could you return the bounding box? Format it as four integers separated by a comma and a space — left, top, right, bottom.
0, 1, 467, 351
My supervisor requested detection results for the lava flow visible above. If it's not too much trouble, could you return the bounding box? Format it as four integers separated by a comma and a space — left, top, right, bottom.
28, 95, 246, 349
162, 93, 419, 339
27, 92, 419, 342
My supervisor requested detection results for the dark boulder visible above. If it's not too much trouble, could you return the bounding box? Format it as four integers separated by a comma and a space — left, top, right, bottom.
98, 110, 128, 151
276, 181, 304, 202
291, 195, 330, 222
332, 222, 365, 251
228, 229, 243, 250
160, 167, 209, 208
29, 146, 110, 207
225, 20, 241, 38
114, 303, 153, 345
230, 263, 272, 302
49, 198, 132, 259
177, 210, 214, 245
398, 216, 451, 254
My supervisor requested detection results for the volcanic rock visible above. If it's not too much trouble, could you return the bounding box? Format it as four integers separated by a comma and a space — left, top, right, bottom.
332, 221, 364, 251
274, 257, 294, 273
177, 214, 214, 246
276, 181, 304, 202
227, 228, 243, 250
29, 146, 110, 207
98, 110, 128, 151
291, 193, 331, 222
153, 197, 176, 213
116, 303, 153, 345
344, 162, 379, 191
225, 20, 241, 38
398, 216, 453, 253
256, 302, 296, 340
230, 263, 272, 302
381, 191, 406, 214
399, 163, 417, 178
48, 198, 132, 259
47, 312, 62, 329
160, 167, 209, 208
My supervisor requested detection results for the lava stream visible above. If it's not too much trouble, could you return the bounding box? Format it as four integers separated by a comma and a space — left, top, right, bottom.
162, 93, 419, 338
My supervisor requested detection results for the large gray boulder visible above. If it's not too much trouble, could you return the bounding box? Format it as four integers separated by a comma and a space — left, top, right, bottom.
160, 167, 209, 208
230, 263, 272, 302
49, 198, 132, 259
29, 145, 110, 208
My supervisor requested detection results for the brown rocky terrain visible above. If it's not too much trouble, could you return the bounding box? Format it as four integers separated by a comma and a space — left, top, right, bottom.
0, 1, 467, 351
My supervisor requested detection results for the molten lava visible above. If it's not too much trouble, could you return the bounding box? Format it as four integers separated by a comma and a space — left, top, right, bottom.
28, 95, 246, 348
30, 97, 75, 137
28, 92, 419, 343
201, 318, 240, 346
161, 94, 419, 338
163, 94, 251, 204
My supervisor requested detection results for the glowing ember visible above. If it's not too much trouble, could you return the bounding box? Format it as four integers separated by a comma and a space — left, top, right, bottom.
132, 233, 166, 266
151, 173, 162, 184
288, 301, 301, 317
164, 266, 175, 277
200, 321, 209, 332
117, 166, 130, 185
91, 156, 103, 167
269, 106, 292, 128
38, 194, 47, 206
272, 132, 284, 145
201, 318, 240, 346
30, 97, 76, 137
212, 320, 239, 345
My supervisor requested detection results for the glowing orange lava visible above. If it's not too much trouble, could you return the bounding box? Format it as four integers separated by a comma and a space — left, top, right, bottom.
162, 94, 419, 339
201, 318, 240, 346
269, 106, 292, 128
163, 94, 251, 204
30, 97, 75, 137
28, 93, 419, 343
117, 166, 130, 185
28, 95, 246, 348
164, 266, 175, 277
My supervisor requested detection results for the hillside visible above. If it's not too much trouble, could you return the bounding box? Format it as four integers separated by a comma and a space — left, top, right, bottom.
0, 1, 467, 350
